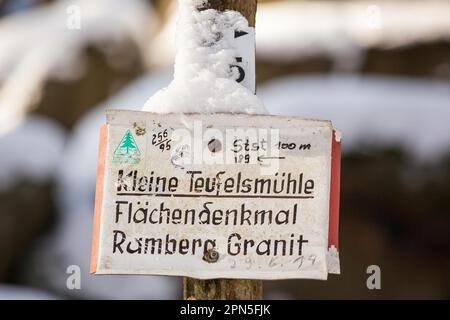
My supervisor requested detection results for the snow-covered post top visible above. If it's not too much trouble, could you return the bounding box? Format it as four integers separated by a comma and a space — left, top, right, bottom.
143, 0, 267, 115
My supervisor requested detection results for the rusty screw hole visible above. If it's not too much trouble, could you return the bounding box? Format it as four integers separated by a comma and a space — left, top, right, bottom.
203, 248, 219, 263
133, 122, 146, 136
208, 139, 222, 153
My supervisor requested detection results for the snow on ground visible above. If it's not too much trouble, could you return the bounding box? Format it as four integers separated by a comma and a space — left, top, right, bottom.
148, 0, 450, 70
259, 74, 450, 160
30, 71, 178, 299
0, 0, 154, 135
0, 115, 66, 192
143, 0, 267, 115
0, 284, 59, 300
256, 0, 450, 64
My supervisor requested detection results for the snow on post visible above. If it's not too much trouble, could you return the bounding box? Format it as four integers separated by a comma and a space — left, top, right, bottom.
143, 0, 266, 115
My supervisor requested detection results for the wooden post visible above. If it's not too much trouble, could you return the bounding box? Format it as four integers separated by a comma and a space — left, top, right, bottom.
199, 0, 257, 27
183, 0, 263, 300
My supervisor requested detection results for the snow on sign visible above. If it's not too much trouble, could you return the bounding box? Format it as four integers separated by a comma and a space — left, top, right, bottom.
91, 110, 341, 280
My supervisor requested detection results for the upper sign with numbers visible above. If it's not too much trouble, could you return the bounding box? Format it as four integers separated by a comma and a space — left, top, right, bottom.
232, 27, 256, 93
91, 110, 341, 280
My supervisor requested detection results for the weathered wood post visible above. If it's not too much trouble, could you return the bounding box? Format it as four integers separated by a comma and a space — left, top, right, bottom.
183, 0, 263, 300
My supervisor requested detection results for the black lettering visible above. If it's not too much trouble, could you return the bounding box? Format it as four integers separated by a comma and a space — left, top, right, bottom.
228, 233, 241, 256
112, 230, 126, 254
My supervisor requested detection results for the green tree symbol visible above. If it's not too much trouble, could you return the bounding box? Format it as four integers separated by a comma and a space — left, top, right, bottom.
115, 130, 140, 156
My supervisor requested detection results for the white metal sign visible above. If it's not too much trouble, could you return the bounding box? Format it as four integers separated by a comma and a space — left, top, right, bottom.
91, 110, 341, 280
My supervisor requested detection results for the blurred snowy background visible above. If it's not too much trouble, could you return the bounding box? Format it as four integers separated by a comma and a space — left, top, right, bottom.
0, 0, 449, 299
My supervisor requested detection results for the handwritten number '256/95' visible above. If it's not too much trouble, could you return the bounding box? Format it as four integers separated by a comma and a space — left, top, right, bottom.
152, 129, 171, 151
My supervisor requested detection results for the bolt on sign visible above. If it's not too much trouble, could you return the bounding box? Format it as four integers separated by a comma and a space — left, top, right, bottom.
91, 110, 341, 280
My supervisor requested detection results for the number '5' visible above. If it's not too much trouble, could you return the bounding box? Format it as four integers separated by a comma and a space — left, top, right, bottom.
230, 57, 245, 83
